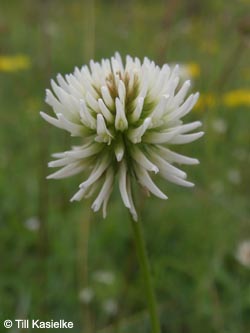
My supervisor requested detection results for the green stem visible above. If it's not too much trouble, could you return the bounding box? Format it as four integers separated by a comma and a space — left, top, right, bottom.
130, 216, 161, 333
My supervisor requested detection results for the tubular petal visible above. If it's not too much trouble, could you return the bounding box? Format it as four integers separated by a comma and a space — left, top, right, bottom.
47, 162, 85, 179
91, 169, 114, 212
79, 155, 111, 189
131, 146, 159, 174
115, 98, 128, 131
118, 161, 131, 208
128, 117, 151, 143
155, 146, 199, 165
167, 131, 204, 144
130, 97, 144, 123
96, 114, 113, 144
134, 164, 168, 200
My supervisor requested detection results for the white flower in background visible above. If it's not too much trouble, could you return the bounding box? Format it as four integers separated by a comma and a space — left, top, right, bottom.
236, 240, 250, 268
211, 118, 227, 134
79, 287, 94, 304
103, 299, 118, 316
24, 217, 40, 231
227, 169, 241, 185
92, 270, 115, 285
40, 53, 203, 220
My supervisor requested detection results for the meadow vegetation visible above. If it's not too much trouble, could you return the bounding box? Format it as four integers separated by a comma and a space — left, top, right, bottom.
0, 0, 250, 332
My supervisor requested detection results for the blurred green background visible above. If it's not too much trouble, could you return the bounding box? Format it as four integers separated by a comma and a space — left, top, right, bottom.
0, 0, 250, 332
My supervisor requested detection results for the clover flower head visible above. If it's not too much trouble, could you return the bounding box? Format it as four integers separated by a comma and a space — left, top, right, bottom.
40, 52, 204, 221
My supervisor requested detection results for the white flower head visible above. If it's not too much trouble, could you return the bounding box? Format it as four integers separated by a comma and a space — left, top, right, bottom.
41, 53, 203, 221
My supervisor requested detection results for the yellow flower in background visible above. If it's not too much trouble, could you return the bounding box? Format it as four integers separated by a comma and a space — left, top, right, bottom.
177, 63, 201, 82
185, 63, 200, 78
0, 54, 31, 72
171, 63, 200, 83
193, 89, 250, 111
222, 89, 250, 107
194, 93, 217, 111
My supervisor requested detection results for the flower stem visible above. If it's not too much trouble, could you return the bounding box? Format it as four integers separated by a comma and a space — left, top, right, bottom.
130, 216, 161, 333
